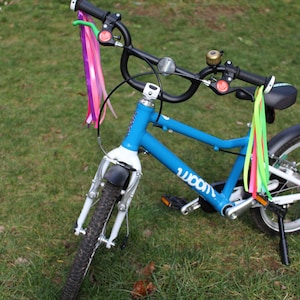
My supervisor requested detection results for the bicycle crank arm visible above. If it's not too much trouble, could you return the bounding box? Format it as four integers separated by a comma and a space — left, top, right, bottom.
225, 197, 255, 219
225, 179, 283, 219
181, 198, 201, 215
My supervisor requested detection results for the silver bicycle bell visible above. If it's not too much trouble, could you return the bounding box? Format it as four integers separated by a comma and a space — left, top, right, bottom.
158, 57, 176, 76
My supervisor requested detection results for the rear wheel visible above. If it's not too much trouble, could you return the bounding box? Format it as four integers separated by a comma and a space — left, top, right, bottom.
61, 182, 122, 300
250, 135, 300, 235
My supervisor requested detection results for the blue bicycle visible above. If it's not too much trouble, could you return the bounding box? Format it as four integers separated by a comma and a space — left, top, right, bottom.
62, 0, 299, 298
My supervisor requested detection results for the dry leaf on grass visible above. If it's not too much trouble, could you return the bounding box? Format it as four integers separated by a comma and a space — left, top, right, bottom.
131, 280, 156, 299
140, 261, 155, 277
131, 262, 157, 298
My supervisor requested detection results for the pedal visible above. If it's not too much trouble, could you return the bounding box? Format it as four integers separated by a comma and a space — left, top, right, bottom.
161, 195, 188, 210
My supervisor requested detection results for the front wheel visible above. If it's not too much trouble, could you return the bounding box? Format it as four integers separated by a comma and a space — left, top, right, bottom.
61, 182, 122, 300
250, 130, 300, 236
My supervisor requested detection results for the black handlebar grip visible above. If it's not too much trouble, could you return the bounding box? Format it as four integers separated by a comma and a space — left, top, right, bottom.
236, 68, 275, 93
70, 0, 108, 21
237, 69, 266, 85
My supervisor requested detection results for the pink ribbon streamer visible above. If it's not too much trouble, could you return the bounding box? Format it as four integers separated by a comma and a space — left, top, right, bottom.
248, 131, 257, 198
78, 11, 117, 127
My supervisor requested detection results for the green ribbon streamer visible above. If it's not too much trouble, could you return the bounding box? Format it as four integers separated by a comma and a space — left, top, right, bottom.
243, 86, 272, 200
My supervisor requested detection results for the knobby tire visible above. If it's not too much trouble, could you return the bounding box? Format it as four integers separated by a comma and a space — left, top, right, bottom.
61, 182, 122, 300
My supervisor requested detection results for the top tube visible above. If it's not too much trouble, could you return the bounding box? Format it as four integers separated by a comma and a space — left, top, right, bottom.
122, 101, 249, 152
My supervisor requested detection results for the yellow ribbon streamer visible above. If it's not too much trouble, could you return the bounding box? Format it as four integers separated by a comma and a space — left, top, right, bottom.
243, 86, 272, 200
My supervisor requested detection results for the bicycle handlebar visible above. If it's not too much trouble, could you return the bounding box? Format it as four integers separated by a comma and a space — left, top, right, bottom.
70, 0, 108, 21
70, 0, 275, 103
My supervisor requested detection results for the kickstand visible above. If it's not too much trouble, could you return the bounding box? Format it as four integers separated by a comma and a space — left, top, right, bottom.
278, 214, 290, 265
257, 197, 291, 265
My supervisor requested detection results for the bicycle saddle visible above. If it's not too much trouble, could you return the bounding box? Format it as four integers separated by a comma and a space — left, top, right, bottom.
235, 82, 297, 110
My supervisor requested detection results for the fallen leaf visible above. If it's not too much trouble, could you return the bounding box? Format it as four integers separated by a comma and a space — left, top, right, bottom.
141, 261, 155, 277
131, 280, 156, 299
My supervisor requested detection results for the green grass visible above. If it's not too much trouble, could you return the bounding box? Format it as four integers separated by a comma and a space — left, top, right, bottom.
1, 0, 300, 299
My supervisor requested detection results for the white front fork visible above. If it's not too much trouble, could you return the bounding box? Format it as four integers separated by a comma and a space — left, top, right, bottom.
74, 146, 142, 247
105, 176, 140, 248
74, 158, 109, 236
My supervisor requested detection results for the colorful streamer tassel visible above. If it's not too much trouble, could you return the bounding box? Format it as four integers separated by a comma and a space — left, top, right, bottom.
78, 11, 117, 127
243, 86, 272, 200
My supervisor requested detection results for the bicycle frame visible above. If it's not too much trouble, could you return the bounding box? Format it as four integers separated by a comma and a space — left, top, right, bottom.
122, 99, 249, 214
74, 84, 300, 248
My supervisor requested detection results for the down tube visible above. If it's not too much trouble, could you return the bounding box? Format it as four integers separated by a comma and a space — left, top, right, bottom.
141, 132, 232, 214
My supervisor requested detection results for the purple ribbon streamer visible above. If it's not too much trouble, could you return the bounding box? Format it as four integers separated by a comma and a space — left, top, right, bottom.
78, 11, 96, 121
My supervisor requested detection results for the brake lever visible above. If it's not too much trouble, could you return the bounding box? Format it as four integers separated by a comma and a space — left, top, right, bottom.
206, 78, 255, 98
99, 13, 123, 47
73, 20, 100, 36
73, 18, 123, 47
